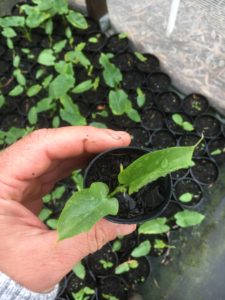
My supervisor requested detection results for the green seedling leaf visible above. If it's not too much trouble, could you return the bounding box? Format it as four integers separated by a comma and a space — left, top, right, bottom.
49, 74, 75, 99
55, 61, 74, 76
109, 89, 130, 115
138, 218, 170, 235
25, 9, 51, 28
0, 16, 25, 27
13, 55, 20, 68
72, 287, 95, 300
112, 240, 122, 252
47, 219, 58, 230
102, 294, 119, 300
0, 95, 5, 109
92, 77, 100, 90
27, 84, 42, 97
6, 38, 14, 49
38, 49, 56, 66
88, 37, 98, 43
2, 27, 17, 38
4, 127, 27, 145
126, 108, 141, 122
131, 240, 151, 257
39, 207, 52, 222
72, 80, 93, 94
175, 210, 205, 228
65, 44, 90, 69
99, 53, 122, 88
57, 182, 119, 240
42, 74, 54, 88
28, 107, 38, 125
9, 85, 24, 96
172, 113, 183, 126
65, 26, 72, 39
118, 32, 128, 39
45, 19, 53, 35
66, 11, 88, 29
35, 68, 45, 79
13, 69, 26, 86
182, 121, 194, 132
134, 52, 147, 62
100, 260, 114, 269
179, 192, 193, 203
52, 186, 66, 200
118, 144, 196, 194
43, 194, 51, 204
137, 88, 146, 107
211, 149, 222, 155
73, 261, 86, 280
53, 39, 67, 54
71, 170, 84, 192
154, 239, 167, 249
89, 122, 108, 128
36, 97, 54, 113
115, 260, 138, 275
52, 116, 60, 128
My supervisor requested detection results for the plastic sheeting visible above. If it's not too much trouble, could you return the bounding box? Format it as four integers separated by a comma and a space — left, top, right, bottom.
107, 0, 225, 115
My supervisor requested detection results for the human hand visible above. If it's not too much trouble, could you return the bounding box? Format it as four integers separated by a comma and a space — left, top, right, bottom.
0, 126, 136, 293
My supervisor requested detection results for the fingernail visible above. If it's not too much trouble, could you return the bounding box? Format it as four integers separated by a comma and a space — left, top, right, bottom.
116, 224, 137, 236
106, 130, 129, 140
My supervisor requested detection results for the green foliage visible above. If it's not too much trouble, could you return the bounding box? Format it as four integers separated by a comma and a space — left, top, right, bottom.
2, 27, 17, 38
28, 107, 38, 125
73, 261, 86, 280
131, 241, 151, 257
36, 97, 55, 113
211, 149, 222, 155
45, 19, 53, 35
39, 207, 52, 221
118, 144, 196, 194
13, 69, 26, 86
118, 32, 128, 39
72, 287, 95, 300
71, 170, 84, 191
13, 55, 21, 68
66, 11, 88, 29
46, 218, 58, 229
53, 39, 67, 53
179, 192, 193, 203
0, 16, 25, 28
138, 218, 170, 235
89, 122, 108, 128
99, 53, 122, 88
49, 74, 75, 99
112, 239, 122, 252
4, 127, 31, 145
172, 113, 194, 132
9, 85, 24, 96
65, 43, 91, 69
27, 84, 42, 97
99, 260, 114, 269
134, 52, 147, 62
137, 88, 146, 107
175, 210, 205, 228
115, 260, 139, 275
102, 294, 119, 300
6, 38, 14, 49
57, 182, 119, 240
0, 94, 5, 109
38, 49, 56, 66
72, 80, 93, 94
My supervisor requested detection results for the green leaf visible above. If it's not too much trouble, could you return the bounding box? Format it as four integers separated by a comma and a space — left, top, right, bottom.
52, 116, 60, 128
13, 69, 26, 86
5, 127, 27, 145
115, 260, 138, 275
118, 32, 128, 39
25, 9, 51, 28
109, 89, 130, 115
52, 186, 66, 200
2, 27, 17, 38
9, 85, 24, 96
182, 121, 194, 132
42, 74, 53, 88
53, 39, 67, 54
73, 262, 86, 280
6, 38, 14, 49
0, 95, 5, 108
172, 113, 183, 126
89, 122, 108, 128
99, 53, 122, 88
118, 145, 196, 194
39, 207, 52, 222
211, 149, 222, 155
47, 218, 58, 230
45, 19, 53, 35
28, 107, 38, 125
71, 170, 84, 191
126, 108, 141, 122
54, 61, 74, 76
138, 218, 170, 235
137, 88, 146, 107
0, 16, 25, 27
175, 210, 205, 228
36, 97, 54, 113
134, 52, 147, 62
57, 182, 119, 240
66, 11, 88, 29
49, 74, 75, 99
27, 84, 42, 97
38, 49, 56, 66
88, 37, 98, 43
131, 241, 151, 257
35, 68, 45, 79
112, 240, 122, 252
179, 192, 193, 203
72, 80, 93, 94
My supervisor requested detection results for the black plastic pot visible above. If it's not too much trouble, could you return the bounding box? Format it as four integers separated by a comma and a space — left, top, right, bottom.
105, 34, 130, 54
87, 243, 118, 277
194, 114, 221, 139
207, 137, 225, 164
136, 53, 160, 74
166, 113, 194, 135
85, 32, 107, 52
160, 200, 184, 230
141, 108, 165, 131
182, 93, 209, 116
138, 232, 170, 257
96, 275, 128, 300
171, 168, 190, 181
178, 133, 206, 157
173, 177, 204, 207
155, 91, 181, 113
112, 52, 136, 72
146, 72, 171, 93
126, 126, 150, 148
150, 129, 177, 150
122, 71, 145, 90
191, 157, 219, 185
84, 147, 172, 224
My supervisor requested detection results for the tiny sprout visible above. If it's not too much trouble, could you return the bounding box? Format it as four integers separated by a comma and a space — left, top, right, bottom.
134, 52, 147, 62
112, 240, 122, 252
102, 294, 119, 300
118, 32, 128, 39
179, 192, 193, 203
115, 260, 139, 274
211, 148, 222, 155
99, 259, 114, 269
172, 113, 194, 132
88, 37, 98, 43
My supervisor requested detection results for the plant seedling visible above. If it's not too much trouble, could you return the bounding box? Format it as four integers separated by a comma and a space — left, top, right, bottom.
115, 260, 139, 275
211, 148, 223, 155
172, 113, 194, 132
179, 192, 193, 203
72, 286, 95, 300
102, 294, 119, 300
99, 259, 114, 269
131, 241, 151, 258
73, 261, 86, 280
134, 52, 147, 62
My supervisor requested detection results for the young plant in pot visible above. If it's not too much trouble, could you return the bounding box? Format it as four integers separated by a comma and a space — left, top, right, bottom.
57, 141, 205, 241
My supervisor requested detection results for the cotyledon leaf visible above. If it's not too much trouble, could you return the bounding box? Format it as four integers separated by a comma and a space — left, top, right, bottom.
57, 182, 118, 240
118, 145, 196, 195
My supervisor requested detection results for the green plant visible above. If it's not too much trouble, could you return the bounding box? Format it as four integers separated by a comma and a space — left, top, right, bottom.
179, 192, 193, 203
72, 287, 95, 300
99, 259, 114, 269
73, 261, 86, 280
57, 142, 205, 240
131, 241, 151, 257
115, 260, 138, 275
102, 294, 119, 300
112, 239, 122, 252
172, 113, 194, 131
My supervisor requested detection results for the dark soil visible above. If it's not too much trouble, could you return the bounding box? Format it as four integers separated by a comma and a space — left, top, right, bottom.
85, 32, 107, 52
156, 91, 181, 113
87, 243, 118, 277
66, 269, 95, 294
112, 232, 138, 260
179, 134, 206, 156
0, 113, 25, 130
150, 129, 176, 149
139, 233, 170, 257
97, 276, 128, 300
0, 60, 11, 76
194, 114, 221, 138
171, 168, 189, 181
161, 200, 183, 229
105, 34, 129, 54
166, 113, 193, 135
136, 53, 160, 74
207, 137, 225, 164
112, 52, 136, 72
111, 114, 138, 129
182, 93, 208, 116
127, 127, 150, 147
142, 108, 164, 130
191, 158, 219, 185
174, 178, 203, 207
122, 71, 145, 90
146, 72, 171, 93
82, 86, 108, 105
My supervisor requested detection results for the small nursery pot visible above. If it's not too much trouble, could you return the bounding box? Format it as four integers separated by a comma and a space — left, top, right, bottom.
173, 177, 204, 208
150, 129, 177, 150
138, 232, 170, 257
141, 108, 165, 131
155, 91, 181, 113
178, 133, 206, 157
127, 126, 150, 148
122, 71, 145, 90
112, 52, 137, 72
146, 72, 171, 93
84, 147, 172, 224
105, 34, 130, 54
182, 93, 209, 116
166, 113, 194, 136
135, 53, 160, 74
194, 114, 221, 139
207, 137, 225, 164
190, 157, 219, 185
96, 275, 128, 300
85, 32, 107, 52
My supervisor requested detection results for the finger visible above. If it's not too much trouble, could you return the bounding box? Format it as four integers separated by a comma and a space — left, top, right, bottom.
0, 126, 130, 182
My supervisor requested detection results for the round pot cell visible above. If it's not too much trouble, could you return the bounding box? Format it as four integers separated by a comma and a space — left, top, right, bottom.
112, 52, 136, 72
141, 108, 164, 131
207, 137, 225, 164
178, 133, 206, 157
127, 89, 155, 111
138, 233, 170, 257
191, 157, 219, 185
105, 34, 129, 54
66, 267, 96, 294
96, 275, 128, 300
146, 72, 171, 93
74, 17, 100, 36
194, 114, 221, 139
136, 53, 160, 74
127, 126, 150, 148
182, 93, 209, 116
84, 147, 172, 224
122, 71, 145, 90
111, 114, 139, 130
171, 168, 189, 181
120, 256, 151, 288
87, 243, 118, 277
85, 32, 107, 52
174, 177, 203, 207
150, 129, 176, 150
161, 200, 184, 230
166, 113, 194, 135
155, 91, 181, 113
